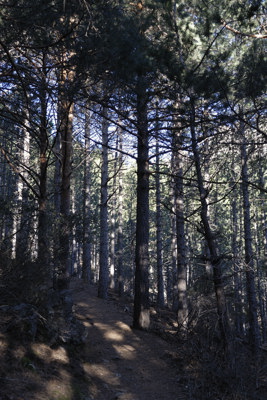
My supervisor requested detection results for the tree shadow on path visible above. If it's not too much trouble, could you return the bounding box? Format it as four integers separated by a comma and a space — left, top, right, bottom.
70, 278, 188, 400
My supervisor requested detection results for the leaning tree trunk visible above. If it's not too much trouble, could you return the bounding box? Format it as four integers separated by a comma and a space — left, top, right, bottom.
190, 99, 230, 346
133, 75, 150, 330
98, 107, 109, 299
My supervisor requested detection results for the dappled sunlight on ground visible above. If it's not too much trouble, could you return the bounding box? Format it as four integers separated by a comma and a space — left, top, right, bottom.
84, 362, 122, 386
70, 279, 186, 400
115, 320, 133, 332
112, 343, 137, 360
0, 279, 188, 400
1, 278, 267, 399
31, 343, 70, 364
93, 321, 125, 342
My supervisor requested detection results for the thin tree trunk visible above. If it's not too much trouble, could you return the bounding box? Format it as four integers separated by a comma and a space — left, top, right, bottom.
231, 149, 244, 337
133, 76, 150, 330
98, 107, 109, 299
109, 135, 118, 290
82, 106, 92, 282
117, 125, 124, 297
53, 104, 62, 286
240, 123, 260, 349
15, 113, 31, 263
190, 99, 230, 346
172, 127, 188, 329
232, 185, 244, 336
37, 53, 49, 279
257, 155, 267, 342
155, 116, 164, 308
170, 156, 177, 310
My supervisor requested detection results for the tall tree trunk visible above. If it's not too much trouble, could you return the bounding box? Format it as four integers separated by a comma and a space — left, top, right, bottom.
98, 107, 109, 299
55, 61, 74, 292
133, 76, 150, 330
15, 113, 31, 263
172, 126, 188, 329
155, 114, 164, 308
231, 149, 244, 337
257, 154, 267, 342
82, 106, 92, 282
37, 53, 49, 280
109, 136, 118, 290
190, 99, 230, 346
53, 100, 62, 286
117, 125, 124, 297
0, 138, 13, 256
240, 123, 260, 349
170, 155, 177, 310
232, 188, 244, 336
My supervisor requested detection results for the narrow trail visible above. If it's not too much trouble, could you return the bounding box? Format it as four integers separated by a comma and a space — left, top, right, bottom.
71, 278, 188, 400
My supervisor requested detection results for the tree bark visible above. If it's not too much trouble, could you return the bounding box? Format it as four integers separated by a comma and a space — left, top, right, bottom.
82, 106, 92, 282
240, 123, 260, 349
15, 112, 31, 264
190, 99, 230, 346
155, 114, 164, 308
133, 76, 150, 330
172, 126, 188, 329
55, 60, 74, 292
98, 107, 109, 299
230, 148, 244, 337
37, 52, 49, 278
117, 125, 124, 297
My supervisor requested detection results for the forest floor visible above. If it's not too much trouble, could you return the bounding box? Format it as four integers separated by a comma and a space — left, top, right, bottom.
1, 277, 267, 400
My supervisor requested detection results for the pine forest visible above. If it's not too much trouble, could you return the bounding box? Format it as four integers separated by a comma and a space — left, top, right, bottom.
0, 1, 267, 399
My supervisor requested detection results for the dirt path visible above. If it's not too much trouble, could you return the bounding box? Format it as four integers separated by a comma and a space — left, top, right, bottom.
0, 279, 190, 400
71, 279, 188, 400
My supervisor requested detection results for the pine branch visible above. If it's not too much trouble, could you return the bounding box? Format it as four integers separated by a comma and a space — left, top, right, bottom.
222, 20, 267, 39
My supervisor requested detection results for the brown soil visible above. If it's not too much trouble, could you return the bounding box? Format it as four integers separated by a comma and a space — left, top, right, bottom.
70, 279, 188, 400
1, 278, 267, 400
0, 278, 188, 400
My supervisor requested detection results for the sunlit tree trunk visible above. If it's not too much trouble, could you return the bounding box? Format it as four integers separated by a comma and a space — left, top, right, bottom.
15, 113, 31, 263
117, 125, 124, 297
109, 135, 118, 290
